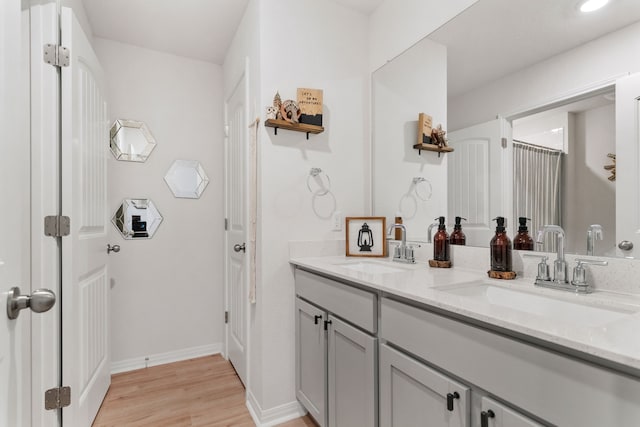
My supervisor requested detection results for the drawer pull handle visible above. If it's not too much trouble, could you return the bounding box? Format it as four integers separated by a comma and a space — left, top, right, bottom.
481, 409, 495, 427
446, 392, 460, 411
323, 319, 332, 331
314, 315, 322, 325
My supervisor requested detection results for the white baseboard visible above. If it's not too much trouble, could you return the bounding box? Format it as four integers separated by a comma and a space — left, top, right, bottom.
246, 390, 307, 427
110, 343, 224, 374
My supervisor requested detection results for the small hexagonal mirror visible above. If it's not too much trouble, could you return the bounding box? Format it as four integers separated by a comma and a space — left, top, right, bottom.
164, 160, 210, 199
110, 119, 157, 162
112, 198, 163, 239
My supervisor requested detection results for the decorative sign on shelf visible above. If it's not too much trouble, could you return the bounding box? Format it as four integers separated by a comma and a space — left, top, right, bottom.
297, 88, 323, 126
418, 113, 433, 145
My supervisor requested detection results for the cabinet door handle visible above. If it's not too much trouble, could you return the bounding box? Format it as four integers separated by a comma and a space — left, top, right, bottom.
446, 392, 460, 411
481, 409, 495, 427
323, 319, 332, 331
314, 315, 322, 325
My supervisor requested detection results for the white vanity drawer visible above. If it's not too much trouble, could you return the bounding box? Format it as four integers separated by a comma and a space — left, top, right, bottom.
295, 268, 377, 333
381, 297, 640, 427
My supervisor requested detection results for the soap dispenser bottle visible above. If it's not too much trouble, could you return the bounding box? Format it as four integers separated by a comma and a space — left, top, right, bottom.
433, 216, 450, 261
490, 217, 512, 272
513, 217, 534, 250
450, 216, 467, 246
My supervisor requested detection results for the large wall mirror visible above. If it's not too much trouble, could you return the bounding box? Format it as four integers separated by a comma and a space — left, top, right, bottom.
372, 0, 640, 258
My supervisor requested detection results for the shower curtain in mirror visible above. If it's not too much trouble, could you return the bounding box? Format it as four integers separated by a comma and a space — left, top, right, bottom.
513, 140, 563, 252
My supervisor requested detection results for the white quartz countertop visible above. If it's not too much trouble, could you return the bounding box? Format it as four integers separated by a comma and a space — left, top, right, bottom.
290, 255, 640, 375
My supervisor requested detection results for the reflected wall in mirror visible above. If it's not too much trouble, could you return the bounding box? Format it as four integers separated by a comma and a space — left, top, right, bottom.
164, 160, 210, 199
110, 119, 157, 162
372, 0, 640, 258
112, 198, 163, 239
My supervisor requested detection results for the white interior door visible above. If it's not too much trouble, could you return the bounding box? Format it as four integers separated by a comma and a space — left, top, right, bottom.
0, 0, 32, 425
225, 73, 248, 386
615, 73, 640, 258
60, 7, 110, 426
448, 118, 513, 245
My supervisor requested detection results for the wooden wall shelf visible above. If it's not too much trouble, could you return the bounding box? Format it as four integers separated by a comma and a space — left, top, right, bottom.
413, 143, 454, 157
265, 119, 324, 140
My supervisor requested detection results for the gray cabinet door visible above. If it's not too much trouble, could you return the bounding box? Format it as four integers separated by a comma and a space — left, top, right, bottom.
480, 397, 543, 427
327, 315, 377, 427
379, 344, 470, 427
296, 297, 327, 426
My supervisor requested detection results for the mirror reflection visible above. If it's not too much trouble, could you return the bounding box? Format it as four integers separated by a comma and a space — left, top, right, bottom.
110, 119, 157, 162
112, 198, 163, 239
372, 0, 640, 258
164, 160, 210, 199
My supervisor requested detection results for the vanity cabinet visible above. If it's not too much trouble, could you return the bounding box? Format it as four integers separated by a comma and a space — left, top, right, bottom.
379, 343, 470, 427
479, 397, 542, 427
295, 269, 378, 427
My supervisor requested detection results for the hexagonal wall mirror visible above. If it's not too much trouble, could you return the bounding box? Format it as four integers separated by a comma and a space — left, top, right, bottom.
164, 160, 210, 199
110, 119, 157, 162
112, 198, 163, 239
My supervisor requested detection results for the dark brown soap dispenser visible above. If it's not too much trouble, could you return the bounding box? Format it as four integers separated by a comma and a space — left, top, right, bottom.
433, 216, 450, 261
450, 216, 467, 246
513, 217, 534, 250
490, 217, 512, 272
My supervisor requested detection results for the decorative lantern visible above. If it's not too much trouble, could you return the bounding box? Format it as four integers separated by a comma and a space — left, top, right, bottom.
357, 223, 374, 252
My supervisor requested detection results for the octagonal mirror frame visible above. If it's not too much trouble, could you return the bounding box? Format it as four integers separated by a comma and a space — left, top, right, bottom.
112, 198, 163, 239
110, 119, 157, 162
164, 159, 210, 199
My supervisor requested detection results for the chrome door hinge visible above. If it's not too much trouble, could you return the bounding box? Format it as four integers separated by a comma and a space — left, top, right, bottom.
501, 137, 508, 148
44, 215, 70, 237
225, 311, 229, 324
224, 218, 229, 231
43, 44, 70, 67
45, 386, 71, 410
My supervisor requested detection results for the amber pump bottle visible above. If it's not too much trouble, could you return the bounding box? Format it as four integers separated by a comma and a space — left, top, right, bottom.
513, 217, 534, 250
490, 217, 512, 271
433, 216, 450, 261
450, 216, 467, 246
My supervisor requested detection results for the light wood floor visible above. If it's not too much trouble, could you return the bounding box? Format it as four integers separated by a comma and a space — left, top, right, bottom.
93, 355, 316, 427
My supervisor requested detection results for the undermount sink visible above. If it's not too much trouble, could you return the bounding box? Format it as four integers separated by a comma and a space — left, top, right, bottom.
334, 260, 410, 275
437, 282, 639, 328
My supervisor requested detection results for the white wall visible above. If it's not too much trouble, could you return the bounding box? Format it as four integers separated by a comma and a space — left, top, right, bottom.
373, 37, 448, 241
564, 105, 616, 255
369, 0, 477, 72
94, 38, 225, 368
449, 21, 640, 131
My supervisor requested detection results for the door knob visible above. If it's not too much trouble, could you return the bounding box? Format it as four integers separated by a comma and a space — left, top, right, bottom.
618, 240, 634, 251
107, 244, 120, 254
6, 287, 56, 320
233, 243, 246, 253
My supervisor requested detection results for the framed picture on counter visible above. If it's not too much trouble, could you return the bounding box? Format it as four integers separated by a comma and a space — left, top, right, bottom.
346, 217, 387, 257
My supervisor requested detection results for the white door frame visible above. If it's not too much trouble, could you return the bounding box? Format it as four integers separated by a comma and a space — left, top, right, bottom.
223, 59, 251, 387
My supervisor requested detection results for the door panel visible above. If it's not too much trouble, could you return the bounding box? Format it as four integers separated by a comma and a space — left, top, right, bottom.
0, 0, 31, 425
225, 73, 248, 385
327, 315, 376, 427
615, 73, 640, 258
61, 7, 110, 426
295, 298, 326, 426
380, 344, 470, 427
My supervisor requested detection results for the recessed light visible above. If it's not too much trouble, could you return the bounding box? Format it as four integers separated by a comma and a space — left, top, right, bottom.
579, 0, 610, 13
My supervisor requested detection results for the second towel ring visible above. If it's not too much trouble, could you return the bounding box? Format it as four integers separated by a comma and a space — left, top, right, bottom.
412, 177, 432, 201
307, 168, 331, 196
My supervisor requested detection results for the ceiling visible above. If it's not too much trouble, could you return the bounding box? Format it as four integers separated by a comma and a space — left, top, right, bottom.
428, 0, 640, 97
82, 0, 382, 64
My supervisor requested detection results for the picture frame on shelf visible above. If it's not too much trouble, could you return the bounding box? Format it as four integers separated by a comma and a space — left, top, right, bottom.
345, 216, 387, 257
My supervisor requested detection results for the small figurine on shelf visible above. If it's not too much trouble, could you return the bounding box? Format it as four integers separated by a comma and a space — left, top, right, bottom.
266, 106, 278, 120
431, 124, 448, 149
280, 99, 301, 124
273, 91, 283, 120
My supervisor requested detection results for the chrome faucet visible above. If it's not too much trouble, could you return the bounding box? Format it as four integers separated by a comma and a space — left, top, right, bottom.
586, 224, 603, 256
387, 223, 415, 263
427, 221, 439, 243
536, 225, 567, 284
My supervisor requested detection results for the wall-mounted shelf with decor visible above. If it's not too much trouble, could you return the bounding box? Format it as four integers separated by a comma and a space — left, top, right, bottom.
265, 119, 324, 140
413, 143, 454, 157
